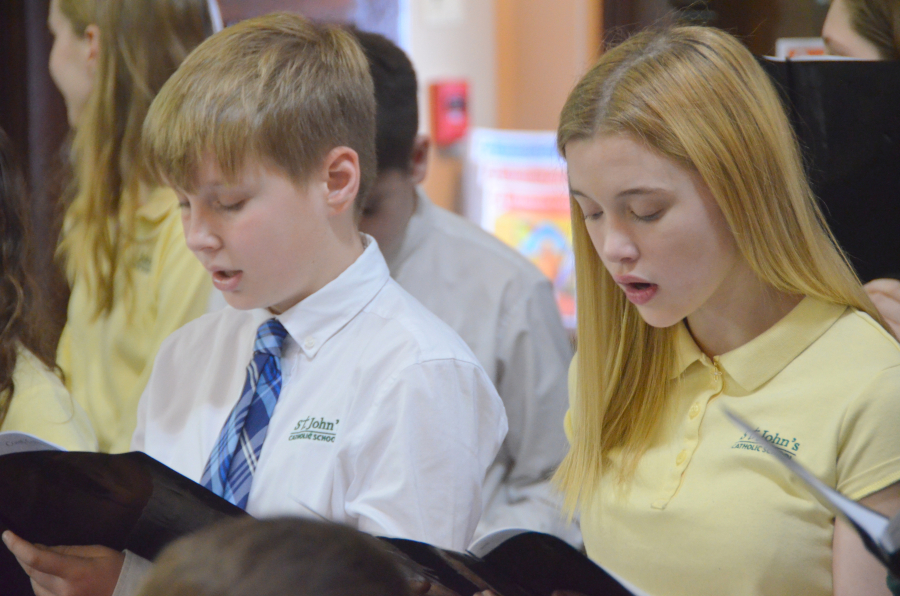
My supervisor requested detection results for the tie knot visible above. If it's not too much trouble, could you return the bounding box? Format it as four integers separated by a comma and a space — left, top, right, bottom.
254, 318, 288, 357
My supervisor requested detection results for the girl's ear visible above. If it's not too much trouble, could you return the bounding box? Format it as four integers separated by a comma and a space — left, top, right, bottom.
84, 23, 100, 76
321, 146, 361, 217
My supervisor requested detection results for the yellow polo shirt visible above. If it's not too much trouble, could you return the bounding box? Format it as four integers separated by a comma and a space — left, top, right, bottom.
1, 348, 97, 451
57, 187, 211, 453
567, 297, 900, 596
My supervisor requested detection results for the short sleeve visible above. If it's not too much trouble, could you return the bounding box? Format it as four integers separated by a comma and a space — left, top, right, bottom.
1, 351, 98, 451
836, 364, 900, 500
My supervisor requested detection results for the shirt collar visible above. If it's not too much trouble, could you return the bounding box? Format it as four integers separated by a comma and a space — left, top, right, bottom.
136, 186, 176, 224
672, 297, 847, 392
386, 188, 432, 275
266, 235, 390, 359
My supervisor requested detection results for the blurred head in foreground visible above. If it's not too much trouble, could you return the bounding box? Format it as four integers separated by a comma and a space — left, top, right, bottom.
137, 517, 411, 596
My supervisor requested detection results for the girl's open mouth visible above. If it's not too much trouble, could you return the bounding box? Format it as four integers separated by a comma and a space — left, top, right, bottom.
622, 282, 658, 305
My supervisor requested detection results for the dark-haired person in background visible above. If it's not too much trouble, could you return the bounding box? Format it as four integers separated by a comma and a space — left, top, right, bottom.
353, 30, 579, 544
0, 127, 96, 450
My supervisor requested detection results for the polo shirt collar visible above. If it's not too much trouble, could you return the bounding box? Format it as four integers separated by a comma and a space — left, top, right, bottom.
135, 186, 175, 225
269, 234, 390, 359
672, 297, 847, 392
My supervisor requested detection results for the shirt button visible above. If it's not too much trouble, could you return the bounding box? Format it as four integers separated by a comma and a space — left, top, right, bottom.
303, 337, 316, 349
676, 450, 688, 466
689, 403, 701, 419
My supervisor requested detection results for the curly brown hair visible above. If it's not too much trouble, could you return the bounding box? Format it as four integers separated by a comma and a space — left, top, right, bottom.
0, 128, 60, 425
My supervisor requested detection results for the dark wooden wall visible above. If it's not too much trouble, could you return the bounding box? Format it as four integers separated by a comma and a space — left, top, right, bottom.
603, 0, 829, 55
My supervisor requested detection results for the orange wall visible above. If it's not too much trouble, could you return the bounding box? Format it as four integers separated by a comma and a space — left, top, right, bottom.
421, 0, 602, 212
496, 0, 602, 131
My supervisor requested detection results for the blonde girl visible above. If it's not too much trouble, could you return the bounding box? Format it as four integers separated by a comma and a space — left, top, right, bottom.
49, 0, 214, 453
556, 26, 900, 596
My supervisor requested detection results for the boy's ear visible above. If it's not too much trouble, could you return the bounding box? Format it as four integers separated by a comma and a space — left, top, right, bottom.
410, 135, 430, 185
321, 146, 361, 216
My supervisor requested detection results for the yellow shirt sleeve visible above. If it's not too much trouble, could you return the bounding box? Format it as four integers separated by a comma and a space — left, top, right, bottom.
837, 363, 900, 500
1, 350, 98, 451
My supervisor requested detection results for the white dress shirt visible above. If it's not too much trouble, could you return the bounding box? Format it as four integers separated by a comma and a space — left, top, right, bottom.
133, 237, 507, 549
386, 192, 579, 544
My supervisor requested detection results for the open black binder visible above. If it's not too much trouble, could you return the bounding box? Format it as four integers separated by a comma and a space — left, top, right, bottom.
759, 59, 900, 283
0, 450, 246, 595
381, 530, 639, 596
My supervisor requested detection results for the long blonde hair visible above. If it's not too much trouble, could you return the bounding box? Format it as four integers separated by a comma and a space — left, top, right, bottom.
554, 26, 887, 513
58, 0, 212, 317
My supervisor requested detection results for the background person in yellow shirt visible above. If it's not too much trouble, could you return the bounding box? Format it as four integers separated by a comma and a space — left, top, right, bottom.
48, 0, 215, 453
0, 127, 95, 451
557, 26, 900, 596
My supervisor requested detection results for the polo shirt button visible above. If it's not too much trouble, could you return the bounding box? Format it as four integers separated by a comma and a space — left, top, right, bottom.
689, 403, 700, 419
304, 337, 316, 349
676, 450, 688, 465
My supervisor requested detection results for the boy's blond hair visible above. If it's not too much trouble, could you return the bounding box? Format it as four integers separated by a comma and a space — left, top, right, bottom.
143, 13, 376, 214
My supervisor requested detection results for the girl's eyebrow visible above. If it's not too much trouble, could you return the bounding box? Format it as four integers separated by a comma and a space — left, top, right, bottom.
569, 186, 671, 200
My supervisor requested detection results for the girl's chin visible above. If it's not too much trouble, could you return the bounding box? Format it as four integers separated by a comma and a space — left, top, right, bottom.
634, 306, 683, 329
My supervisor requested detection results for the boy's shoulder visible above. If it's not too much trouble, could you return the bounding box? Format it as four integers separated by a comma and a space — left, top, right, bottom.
156, 277, 483, 376
354, 276, 484, 369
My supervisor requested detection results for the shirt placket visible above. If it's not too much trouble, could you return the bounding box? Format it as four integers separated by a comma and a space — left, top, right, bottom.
652, 354, 725, 509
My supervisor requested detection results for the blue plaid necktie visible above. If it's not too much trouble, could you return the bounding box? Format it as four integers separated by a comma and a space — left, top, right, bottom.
200, 318, 289, 509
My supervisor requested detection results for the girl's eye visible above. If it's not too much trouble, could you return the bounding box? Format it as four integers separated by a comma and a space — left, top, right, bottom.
633, 210, 662, 222
584, 211, 603, 222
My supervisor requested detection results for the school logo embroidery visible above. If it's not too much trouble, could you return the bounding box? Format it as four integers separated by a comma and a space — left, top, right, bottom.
289, 417, 339, 443
732, 428, 800, 459
134, 253, 152, 273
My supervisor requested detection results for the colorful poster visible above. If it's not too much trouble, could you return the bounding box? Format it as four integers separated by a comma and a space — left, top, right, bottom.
465, 129, 575, 329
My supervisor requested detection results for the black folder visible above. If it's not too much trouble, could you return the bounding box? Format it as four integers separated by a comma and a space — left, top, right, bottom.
0, 451, 246, 595
759, 59, 900, 283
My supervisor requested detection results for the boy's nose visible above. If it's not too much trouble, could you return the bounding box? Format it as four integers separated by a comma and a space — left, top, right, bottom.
183, 211, 222, 253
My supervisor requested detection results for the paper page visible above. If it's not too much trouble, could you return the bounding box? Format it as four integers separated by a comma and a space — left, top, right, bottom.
723, 409, 890, 551
0, 431, 64, 455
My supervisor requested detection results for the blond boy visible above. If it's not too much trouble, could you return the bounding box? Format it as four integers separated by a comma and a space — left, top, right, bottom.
3, 14, 506, 596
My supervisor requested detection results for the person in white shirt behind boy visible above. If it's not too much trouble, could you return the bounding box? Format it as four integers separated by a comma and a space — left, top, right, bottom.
2, 14, 506, 596
352, 30, 578, 544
